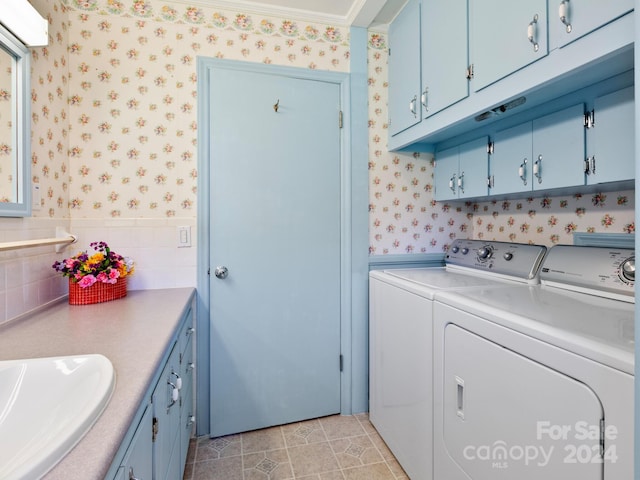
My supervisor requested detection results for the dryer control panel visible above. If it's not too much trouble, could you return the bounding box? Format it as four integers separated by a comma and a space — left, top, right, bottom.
445, 239, 547, 281
540, 245, 635, 300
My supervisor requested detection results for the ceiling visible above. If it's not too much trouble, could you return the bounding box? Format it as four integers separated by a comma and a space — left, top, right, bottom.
172, 0, 406, 28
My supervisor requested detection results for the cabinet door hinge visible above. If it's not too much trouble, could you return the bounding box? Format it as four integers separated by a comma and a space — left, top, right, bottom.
487, 141, 494, 155
339, 354, 343, 372
152, 416, 159, 442
584, 109, 595, 128
466, 64, 474, 80
339, 110, 343, 129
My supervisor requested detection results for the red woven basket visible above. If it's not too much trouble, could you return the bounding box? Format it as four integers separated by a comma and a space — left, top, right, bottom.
68, 277, 127, 305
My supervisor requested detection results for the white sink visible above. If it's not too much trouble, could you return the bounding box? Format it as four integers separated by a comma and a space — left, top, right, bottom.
0, 354, 115, 479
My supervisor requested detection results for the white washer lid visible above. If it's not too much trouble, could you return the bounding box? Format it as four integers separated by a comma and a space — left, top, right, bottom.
371, 267, 523, 300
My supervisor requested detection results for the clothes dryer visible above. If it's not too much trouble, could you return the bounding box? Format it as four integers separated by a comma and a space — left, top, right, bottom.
433, 245, 634, 480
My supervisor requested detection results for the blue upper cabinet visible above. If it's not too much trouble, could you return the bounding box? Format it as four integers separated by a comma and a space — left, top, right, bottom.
549, 0, 634, 50
434, 145, 460, 202
490, 105, 585, 195
435, 137, 489, 201
388, 0, 422, 136
470, 0, 548, 91
458, 137, 490, 198
421, 0, 469, 117
531, 104, 585, 190
490, 122, 533, 196
387, 0, 633, 151
586, 86, 635, 185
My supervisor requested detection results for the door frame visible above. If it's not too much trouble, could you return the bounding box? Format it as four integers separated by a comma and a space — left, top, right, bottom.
196, 55, 367, 436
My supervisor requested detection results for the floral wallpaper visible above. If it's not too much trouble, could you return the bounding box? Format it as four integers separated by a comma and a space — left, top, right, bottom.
30, 0, 70, 216
26, 0, 637, 256
31, 0, 350, 220
468, 191, 635, 245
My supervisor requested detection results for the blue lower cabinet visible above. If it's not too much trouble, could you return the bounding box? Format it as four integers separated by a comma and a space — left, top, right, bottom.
109, 306, 195, 480
152, 343, 181, 480
114, 406, 153, 480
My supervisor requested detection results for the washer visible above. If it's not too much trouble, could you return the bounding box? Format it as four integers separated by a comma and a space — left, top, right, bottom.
369, 239, 547, 480
433, 245, 634, 480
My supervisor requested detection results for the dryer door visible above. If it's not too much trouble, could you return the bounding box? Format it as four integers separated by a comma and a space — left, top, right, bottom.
442, 324, 604, 479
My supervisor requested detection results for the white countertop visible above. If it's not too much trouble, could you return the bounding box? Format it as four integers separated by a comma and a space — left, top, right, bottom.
0, 287, 196, 480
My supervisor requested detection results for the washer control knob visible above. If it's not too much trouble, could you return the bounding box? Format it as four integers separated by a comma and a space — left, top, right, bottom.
461, 248, 469, 255
477, 246, 493, 259
503, 252, 514, 261
621, 257, 635, 282
451, 246, 460, 254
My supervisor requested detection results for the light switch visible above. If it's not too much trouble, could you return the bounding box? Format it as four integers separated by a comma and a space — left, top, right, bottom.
177, 226, 191, 248
32, 184, 41, 211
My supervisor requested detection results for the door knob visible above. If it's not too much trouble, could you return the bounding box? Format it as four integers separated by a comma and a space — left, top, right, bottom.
214, 266, 229, 279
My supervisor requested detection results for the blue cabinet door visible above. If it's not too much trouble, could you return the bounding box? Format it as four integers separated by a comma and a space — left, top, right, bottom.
458, 136, 489, 198
434, 145, 460, 201
532, 104, 585, 190
435, 137, 489, 200
421, 0, 469, 117
470, 0, 547, 91
587, 86, 635, 185
549, 0, 634, 50
152, 344, 181, 480
490, 122, 533, 196
115, 406, 153, 480
388, 0, 422, 135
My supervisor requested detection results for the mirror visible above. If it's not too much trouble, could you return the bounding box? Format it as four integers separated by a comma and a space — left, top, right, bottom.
0, 23, 30, 216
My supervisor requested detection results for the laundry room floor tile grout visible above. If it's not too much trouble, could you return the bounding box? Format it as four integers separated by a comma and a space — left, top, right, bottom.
183, 413, 408, 480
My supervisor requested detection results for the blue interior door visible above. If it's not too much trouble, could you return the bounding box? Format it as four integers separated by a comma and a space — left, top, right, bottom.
208, 65, 342, 437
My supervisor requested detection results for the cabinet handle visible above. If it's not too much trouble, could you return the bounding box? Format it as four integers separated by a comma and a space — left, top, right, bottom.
457, 172, 464, 195
590, 156, 596, 175
584, 157, 591, 175
421, 87, 428, 112
519, 158, 528, 185
171, 371, 182, 390
187, 415, 196, 427
449, 174, 456, 193
409, 95, 417, 118
129, 467, 141, 480
559, 0, 572, 33
168, 381, 180, 407
534, 155, 542, 183
527, 14, 540, 52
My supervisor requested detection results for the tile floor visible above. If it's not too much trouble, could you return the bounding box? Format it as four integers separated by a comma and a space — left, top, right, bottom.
183, 414, 409, 480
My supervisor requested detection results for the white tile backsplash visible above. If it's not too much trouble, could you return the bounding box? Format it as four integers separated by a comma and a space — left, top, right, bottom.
0, 217, 197, 326
70, 218, 197, 292
0, 218, 70, 326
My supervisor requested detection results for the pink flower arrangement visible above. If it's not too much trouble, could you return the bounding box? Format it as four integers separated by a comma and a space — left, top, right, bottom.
52, 241, 134, 288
